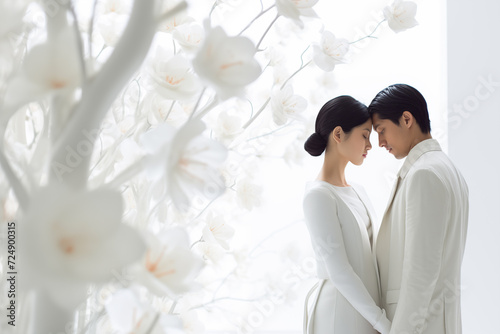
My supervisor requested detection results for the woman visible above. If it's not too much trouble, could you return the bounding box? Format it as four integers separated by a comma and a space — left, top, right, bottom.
302, 96, 390, 334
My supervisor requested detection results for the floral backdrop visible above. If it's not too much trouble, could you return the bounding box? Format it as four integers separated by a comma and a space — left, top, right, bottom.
0, 0, 418, 333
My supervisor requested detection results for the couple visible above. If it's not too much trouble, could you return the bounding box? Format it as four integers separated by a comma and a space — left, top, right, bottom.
302, 84, 469, 334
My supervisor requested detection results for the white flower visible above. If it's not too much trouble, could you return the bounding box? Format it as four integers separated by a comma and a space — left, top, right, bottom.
4, 28, 82, 110
106, 289, 185, 334
383, 0, 418, 33
202, 214, 235, 250
194, 241, 226, 265
141, 93, 188, 126
214, 110, 243, 141
141, 119, 228, 211
97, 12, 129, 47
0, 1, 27, 41
264, 45, 286, 67
271, 85, 307, 126
235, 177, 263, 211
148, 50, 201, 100
172, 22, 205, 53
180, 310, 205, 334
312, 31, 349, 72
100, 0, 132, 15
132, 229, 204, 297
275, 0, 319, 28
20, 185, 145, 309
157, 2, 191, 33
192, 24, 261, 100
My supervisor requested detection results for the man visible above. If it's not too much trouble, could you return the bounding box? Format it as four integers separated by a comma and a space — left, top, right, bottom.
368, 84, 469, 334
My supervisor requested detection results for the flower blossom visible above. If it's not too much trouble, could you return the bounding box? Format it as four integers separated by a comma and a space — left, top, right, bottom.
141, 93, 188, 126
0, 1, 27, 44
20, 185, 145, 309
96, 0, 132, 46
141, 119, 228, 212
271, 85, 307, 125
194, 241, 226, 264
202, 214, 235, 250
106, 288, 185, 334
275, 0, 319, 28
192, 24, 261, 100
132, 229, 204, 297
97, 12, 129, 47
157, 1, 191, 33
148, 50, 201, 100
4, 28, 82, 111
235, 177, 263, 211
172, 22, 205, 53
383, 0, 418, 33
214, 110, 243, 141
312, 31, 350, 72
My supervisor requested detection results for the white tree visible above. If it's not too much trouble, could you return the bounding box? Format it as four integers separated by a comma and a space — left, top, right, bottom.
0, 0, 417, 332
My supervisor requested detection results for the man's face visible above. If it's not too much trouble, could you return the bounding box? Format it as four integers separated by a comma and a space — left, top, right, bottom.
372, 113, 411, 159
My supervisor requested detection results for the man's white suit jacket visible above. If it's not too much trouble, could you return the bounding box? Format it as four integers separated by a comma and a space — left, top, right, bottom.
375, 139, 469, 334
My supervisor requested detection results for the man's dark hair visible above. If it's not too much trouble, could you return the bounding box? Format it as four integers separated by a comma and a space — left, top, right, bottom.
368, 84, 431, 134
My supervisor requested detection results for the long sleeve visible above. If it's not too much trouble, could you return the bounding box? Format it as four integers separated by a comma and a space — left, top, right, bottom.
390, 169, 449, 334
303, 187, 391, 333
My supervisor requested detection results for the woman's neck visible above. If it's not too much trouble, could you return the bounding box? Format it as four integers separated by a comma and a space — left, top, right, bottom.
317, 151, 349, 187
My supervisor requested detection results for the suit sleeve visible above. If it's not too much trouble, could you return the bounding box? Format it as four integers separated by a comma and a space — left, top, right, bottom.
303, 188, 391, 333
390, 169, 450, 334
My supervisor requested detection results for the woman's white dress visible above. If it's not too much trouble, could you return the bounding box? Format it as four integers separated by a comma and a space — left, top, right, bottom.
303, 181, 391, 334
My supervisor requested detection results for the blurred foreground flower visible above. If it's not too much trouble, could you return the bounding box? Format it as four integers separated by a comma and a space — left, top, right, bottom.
192, 24, 261, 100
0, 1, 27, 43
312, 31, 349, 72
132, 229, 204, 297
21, 185, 145, 308
4, 28, 82, 111
275, 0, 319, 28
383, 0, 418, 33
142, 119, 228, 211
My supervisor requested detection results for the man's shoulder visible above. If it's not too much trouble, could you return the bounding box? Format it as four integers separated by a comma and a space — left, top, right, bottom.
411, 150, 456, 175
407, 150, 467, 192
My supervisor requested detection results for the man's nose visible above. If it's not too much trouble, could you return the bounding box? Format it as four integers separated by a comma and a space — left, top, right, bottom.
378, 136, 385, 148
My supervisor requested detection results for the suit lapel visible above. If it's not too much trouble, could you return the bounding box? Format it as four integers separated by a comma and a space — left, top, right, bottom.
381, 175, 401, 223
372, 176, 401, 301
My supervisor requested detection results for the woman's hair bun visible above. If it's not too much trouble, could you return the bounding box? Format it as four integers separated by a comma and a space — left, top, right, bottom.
304, 132, 327, 156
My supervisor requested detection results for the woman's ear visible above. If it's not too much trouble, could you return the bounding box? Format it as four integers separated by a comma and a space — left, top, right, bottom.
331, 126, 343, 144
402, 111, 414, 129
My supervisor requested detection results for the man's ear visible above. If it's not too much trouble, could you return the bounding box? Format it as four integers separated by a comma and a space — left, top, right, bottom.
402, 111, 414, 129
331, 126, 343, 144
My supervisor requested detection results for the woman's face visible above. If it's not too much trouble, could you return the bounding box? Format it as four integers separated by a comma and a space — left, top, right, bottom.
338, 119, 373, 166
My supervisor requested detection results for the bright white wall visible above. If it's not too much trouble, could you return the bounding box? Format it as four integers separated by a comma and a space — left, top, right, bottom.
447, 1, 500, 332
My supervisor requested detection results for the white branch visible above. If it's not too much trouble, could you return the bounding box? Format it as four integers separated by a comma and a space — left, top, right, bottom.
50, 0, 162, 188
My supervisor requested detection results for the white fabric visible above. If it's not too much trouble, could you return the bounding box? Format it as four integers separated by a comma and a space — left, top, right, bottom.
375, 139, 469, 334
303, 181, 391, 334
332, 185, 373, 243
